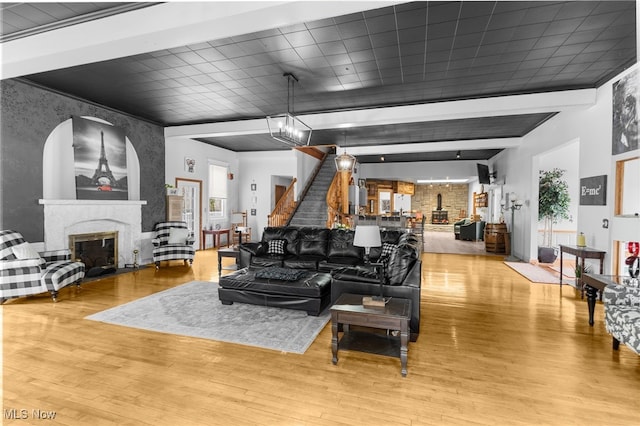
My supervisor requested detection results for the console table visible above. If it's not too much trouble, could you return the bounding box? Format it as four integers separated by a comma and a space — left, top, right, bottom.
559, 245, 606, 297
202, 228, 230, 250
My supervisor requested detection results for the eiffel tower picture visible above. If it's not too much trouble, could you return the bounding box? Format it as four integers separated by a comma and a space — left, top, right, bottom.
91, 131, 119, 187
73, 116, 128, 200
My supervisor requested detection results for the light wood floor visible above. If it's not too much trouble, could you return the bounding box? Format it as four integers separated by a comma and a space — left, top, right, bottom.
2, 250, 639, 425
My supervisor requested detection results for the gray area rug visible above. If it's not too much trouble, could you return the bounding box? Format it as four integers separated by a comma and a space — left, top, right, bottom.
85, 281, 330, 354
423, 230, 492, 255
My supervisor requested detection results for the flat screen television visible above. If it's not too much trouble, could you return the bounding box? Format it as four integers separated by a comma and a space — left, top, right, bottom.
477, 163, 491, 184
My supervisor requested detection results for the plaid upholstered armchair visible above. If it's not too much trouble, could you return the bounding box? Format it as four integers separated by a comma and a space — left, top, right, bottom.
0, 230, 85, 303
152, 221, 195, 270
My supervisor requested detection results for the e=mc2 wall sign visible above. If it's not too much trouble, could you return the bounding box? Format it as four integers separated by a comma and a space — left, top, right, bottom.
580, 175, 607, 206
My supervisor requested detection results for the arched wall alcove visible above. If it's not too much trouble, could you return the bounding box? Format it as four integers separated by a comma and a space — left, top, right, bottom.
42, 116, 141, 200
40, 116, 145, 266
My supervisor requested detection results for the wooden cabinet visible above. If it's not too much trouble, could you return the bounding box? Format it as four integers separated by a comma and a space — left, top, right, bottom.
166, 195, 184, 221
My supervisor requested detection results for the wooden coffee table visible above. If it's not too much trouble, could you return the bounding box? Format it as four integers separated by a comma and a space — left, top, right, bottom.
331, 293, 411, 377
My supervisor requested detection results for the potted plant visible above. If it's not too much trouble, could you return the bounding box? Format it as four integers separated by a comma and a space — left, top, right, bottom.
538, 168, 571, 263
574, 263, 592, 289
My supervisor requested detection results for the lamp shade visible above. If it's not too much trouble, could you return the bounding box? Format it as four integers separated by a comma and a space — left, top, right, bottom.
353, 225, 382, 248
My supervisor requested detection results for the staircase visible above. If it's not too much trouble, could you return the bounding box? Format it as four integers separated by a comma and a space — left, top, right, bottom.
288, 154, 336, 228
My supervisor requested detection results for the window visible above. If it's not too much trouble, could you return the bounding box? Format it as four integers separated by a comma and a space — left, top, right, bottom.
209, 163, 228, 220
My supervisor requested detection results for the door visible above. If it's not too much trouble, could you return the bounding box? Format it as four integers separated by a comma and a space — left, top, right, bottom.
176, 178, 202, 250
275, 185, 286, 206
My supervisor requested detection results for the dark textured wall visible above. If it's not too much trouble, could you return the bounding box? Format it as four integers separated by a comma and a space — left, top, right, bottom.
0, 79, 165, 241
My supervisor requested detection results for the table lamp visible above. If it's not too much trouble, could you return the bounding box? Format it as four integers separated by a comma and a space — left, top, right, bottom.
353, 225, 381, 264
353, 225, 385, 307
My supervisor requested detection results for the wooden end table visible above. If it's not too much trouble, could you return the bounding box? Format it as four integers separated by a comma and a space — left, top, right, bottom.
331, 293, 411, 377
202, 228, 230, 250
217, 247, 239, 277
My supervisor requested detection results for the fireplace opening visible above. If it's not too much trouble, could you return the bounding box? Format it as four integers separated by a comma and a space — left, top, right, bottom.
69, 231, 118, 277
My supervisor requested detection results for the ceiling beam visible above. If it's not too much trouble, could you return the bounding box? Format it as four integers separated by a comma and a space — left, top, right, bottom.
0, 1, 403, 79
165, 89, 595, 144
345, 138, 523, 155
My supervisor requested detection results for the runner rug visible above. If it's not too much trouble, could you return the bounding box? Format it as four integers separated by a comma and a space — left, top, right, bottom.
504, 262, 570, 284
85, 281, 330, 354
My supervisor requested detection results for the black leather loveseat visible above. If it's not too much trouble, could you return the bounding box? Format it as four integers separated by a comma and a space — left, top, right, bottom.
229, 227, 422, 341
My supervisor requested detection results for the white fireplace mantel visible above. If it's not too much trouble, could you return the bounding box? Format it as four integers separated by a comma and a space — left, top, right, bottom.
39, 199, 147, 268
39, 199, 147, 206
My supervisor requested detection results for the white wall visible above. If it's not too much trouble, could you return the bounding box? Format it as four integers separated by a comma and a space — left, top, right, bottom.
238, 151, 298, 241
165, 142, 324, 243
493, 63, 640, 268
537, 140, 580, 247
165, 138, 239, 230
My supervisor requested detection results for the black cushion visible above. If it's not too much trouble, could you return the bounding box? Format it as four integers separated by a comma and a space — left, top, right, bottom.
328, 229, 362, 259
297, 228, 329, 257
386, 241, 419, 286
318, 257, 362, 273
284, 256, 324, 270
220, 268, 331, 298
251, 255, 286, 268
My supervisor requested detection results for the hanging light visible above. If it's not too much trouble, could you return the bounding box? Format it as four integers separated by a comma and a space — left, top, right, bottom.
335, 151, 356, 172
334, 131, 356, 172
266, 73, 312, 146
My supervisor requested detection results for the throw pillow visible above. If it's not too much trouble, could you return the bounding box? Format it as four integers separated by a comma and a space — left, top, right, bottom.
380, 242, 398, 259
168, 227, 189, 244
255, 266, 306, 281
267, 239, 286, 255
11, 242, 42, 260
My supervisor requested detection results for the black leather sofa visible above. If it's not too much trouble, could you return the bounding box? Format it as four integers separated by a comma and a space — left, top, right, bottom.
229, 227, 422, 341
239, 227, 405, 272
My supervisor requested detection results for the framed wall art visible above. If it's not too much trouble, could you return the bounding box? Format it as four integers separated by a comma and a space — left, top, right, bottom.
72, 116, 128, 200
580, 175, 607, 206
612, 68, 639, 155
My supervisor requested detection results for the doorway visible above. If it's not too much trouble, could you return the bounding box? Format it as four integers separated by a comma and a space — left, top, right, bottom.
275, 185, 286, 206
176, 178, 202, 250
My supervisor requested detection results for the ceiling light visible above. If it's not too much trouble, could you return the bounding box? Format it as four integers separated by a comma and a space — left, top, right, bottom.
335, 150, 356, 172
335, 131, 356, 172
266, 73, 312, 147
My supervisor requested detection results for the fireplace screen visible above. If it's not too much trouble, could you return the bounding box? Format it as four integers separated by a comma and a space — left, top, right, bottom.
69, 231, 118, 273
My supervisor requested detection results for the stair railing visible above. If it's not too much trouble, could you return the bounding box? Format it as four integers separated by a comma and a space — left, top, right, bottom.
284, 151, 330, 226
268, 178, 297, 227
326, 171, 352, 229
